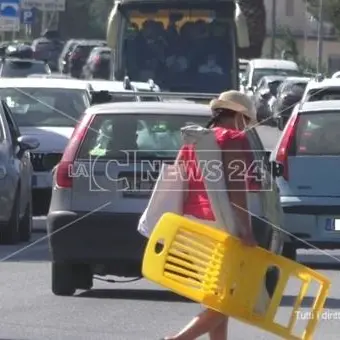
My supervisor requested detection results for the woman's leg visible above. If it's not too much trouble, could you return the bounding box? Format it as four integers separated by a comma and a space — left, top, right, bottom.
209, 317, 228, 340
164, 309, 225, 340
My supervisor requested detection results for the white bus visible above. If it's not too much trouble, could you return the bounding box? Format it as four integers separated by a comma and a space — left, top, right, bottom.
107, 0, 249, 93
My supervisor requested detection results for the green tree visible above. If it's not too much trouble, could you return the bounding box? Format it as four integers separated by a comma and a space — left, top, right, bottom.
305, 0, 340, 33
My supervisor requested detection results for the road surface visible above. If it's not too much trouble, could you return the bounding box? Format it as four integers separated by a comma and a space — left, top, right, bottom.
0, 219, 339, 340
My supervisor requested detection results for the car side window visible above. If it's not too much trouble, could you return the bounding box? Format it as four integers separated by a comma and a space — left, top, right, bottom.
246, 129, 270, 171
2, 101, 20, 145
243, 65, 250, 85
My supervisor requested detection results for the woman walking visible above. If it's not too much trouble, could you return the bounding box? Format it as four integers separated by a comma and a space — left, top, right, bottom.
162, 90, 258, 340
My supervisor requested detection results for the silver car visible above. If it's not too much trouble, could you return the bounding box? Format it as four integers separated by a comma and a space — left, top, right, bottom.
47, 101, 285, 296
0, 77, 92, 215
0, 100, 39, 244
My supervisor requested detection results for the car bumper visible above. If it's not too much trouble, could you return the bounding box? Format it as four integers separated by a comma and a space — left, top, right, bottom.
281, 196, 340, 249
47, 211, 147, 264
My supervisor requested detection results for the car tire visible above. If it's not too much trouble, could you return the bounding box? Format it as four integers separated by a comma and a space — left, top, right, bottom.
282, 243, 297, 261
73, 264, 93, 290
19, 200, 32, 242
52, 262, 76, 296
1, 189, 20, 245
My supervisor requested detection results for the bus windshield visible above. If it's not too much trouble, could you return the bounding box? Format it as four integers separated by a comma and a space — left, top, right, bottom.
121, 6, 235, 93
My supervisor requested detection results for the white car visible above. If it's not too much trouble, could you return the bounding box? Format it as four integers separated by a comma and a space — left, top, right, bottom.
0, 78, 93, 215
301, 78, 340, 103
240, 59, 301, 96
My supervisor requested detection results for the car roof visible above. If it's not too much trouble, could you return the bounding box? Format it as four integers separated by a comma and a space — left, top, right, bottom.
260, 75, 286, 82
4, 58, 44, 64
85, 101, 211, 116
88, 80, 160, 92
282, 76, 310, 83
299, 100, 340, 113
0, 77, 90, 89
305, 78, 340, 91
250, 59, 299, 70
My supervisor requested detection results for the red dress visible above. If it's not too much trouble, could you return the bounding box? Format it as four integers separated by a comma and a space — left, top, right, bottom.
180, 127, 261, 221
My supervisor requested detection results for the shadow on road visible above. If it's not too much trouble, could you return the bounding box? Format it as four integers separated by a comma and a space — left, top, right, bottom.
281, 295, 340, 309
77, 288, 194, 302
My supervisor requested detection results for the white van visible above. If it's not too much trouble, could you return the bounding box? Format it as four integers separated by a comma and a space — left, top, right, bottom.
240, 59, 301, 95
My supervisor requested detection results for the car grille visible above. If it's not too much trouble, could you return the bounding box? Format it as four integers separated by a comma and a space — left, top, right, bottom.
30, 152, 63, 172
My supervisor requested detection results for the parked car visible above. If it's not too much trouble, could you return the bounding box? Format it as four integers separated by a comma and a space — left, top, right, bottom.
0, 78, 92, 215
47, 101, 285, 296
240, 59, 301, 97
271, 100, 340, 260
0, 99, 39, 244
68, 40, 107, 78
0, 57, 51, 78
82, 47, 112, 80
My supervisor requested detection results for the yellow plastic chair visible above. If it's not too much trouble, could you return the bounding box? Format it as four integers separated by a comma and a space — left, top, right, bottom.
142, 213, 331, 340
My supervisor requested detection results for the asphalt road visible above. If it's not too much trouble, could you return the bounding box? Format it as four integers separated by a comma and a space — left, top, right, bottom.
4, 126, 335, 340
0, 217, 338, 340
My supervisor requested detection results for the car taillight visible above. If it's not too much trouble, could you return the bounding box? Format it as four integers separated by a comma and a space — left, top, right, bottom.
56, 114, 93, 188
275, 113, 300, 181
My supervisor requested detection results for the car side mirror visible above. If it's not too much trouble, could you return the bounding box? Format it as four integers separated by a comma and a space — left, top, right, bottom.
17, 135, 39, 153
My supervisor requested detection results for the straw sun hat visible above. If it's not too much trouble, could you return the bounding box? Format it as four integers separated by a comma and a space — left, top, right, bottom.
210, 90, 257, 124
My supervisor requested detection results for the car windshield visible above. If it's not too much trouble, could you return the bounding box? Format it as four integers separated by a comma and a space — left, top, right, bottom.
252, 68, 300, 86
281, 81, 308, 93
295, 112, 340, 155
78, 114, 208, 159
122, 4, 235, 93
0, 87, 90, 127
1, 61, 49, 77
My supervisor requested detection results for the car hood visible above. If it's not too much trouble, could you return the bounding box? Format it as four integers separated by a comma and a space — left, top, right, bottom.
19, 126, 74, 153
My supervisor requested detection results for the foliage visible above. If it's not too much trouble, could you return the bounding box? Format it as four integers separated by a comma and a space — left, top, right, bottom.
305, 0, 340, 33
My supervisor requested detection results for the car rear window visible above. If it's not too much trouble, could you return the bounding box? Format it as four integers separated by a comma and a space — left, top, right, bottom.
1, 61, 49, 77
0, 87, 90, 127
77, 114, 208, 159
305, 88, 340, 101
294, 112, 340, 155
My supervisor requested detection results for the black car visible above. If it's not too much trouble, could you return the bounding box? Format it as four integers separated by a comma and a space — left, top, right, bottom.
31, 37, 64, 71
82, 47, 112, 80
253, 75, 286, 125
0, 58, 51, 78
68, 40, 107, 78
273, 85, 305, 130
58, 39, 79, 74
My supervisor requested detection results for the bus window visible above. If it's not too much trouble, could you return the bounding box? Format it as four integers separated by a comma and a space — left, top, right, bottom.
121, 6, 235, 93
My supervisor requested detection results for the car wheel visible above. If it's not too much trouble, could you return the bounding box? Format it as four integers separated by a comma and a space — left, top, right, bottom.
52, 262, 76, 296
1, 189, 20, 244
73, 264, 93, 290
19, 200, 32, 242
282, 243, 297, 261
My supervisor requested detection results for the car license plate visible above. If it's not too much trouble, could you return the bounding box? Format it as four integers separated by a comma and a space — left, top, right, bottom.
123, 177, 154, 198
325, 218, 340, 231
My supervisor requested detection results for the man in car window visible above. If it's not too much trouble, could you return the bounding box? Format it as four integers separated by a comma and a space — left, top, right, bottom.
199, 54, 223, 75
